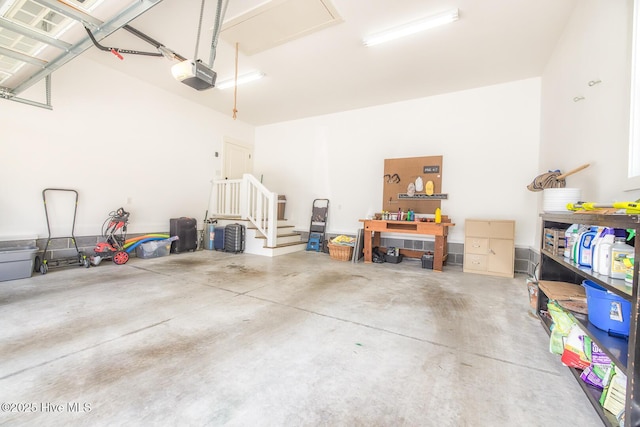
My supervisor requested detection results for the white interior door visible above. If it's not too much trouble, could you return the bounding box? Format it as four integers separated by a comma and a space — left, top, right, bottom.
223, 138, 253, 179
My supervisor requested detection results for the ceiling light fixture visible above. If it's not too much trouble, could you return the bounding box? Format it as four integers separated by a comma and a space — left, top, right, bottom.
363, 8, 459, 47
216, 71, 265, 90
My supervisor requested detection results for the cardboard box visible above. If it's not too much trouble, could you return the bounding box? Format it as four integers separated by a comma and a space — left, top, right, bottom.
0, 246, 38, 281
538, 280, 588, 314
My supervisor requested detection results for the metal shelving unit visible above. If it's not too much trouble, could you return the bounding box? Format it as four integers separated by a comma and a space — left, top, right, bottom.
537, 213, 640, 426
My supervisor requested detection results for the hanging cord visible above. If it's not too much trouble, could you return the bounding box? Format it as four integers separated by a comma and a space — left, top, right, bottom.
193, 0, 206, 60
233, 42, 239, 120
208, 0, 230, 68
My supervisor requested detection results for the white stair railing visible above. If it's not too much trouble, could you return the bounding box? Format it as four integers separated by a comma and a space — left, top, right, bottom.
211, 178, 243, 217
244, 174, 278, 247
209, 174, 278, 247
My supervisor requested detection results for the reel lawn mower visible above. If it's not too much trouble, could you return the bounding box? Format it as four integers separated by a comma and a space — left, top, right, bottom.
92, 207, 130, 266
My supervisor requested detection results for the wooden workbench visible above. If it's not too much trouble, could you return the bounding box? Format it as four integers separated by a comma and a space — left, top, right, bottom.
359, 219, 455, 271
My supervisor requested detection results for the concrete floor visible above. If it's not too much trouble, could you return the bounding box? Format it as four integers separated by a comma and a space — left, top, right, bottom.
0, 250, 601, 427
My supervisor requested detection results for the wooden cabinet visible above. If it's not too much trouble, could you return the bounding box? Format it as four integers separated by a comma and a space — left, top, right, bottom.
537, 213, 640, 426
463, 219, 515, 278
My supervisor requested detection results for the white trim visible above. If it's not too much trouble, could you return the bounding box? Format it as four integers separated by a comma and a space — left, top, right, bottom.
628, 0, 640, 190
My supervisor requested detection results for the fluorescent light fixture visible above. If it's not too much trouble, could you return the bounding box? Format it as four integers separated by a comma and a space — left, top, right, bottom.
216, 71, 265, 90
363, 8, 459, 47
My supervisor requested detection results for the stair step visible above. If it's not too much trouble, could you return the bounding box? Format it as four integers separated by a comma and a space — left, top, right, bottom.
247, 224, 294, 231
254, 232, 300, 240
265, 241, 307, 249
212, 217, 305, 255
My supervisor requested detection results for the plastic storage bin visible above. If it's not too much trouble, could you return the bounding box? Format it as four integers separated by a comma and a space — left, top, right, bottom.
582, 279, 631, 337
385, 254, 403, 263
0, 246, 38, 281
135, 239, 172, 259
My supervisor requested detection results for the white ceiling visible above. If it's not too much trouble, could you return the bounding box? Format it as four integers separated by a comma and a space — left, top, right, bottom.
81, 0, 578, 126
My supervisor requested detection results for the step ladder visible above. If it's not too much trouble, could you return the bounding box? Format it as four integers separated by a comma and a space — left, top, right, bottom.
306, 199, 329, 252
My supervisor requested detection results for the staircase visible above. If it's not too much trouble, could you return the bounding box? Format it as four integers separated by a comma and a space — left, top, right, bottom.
208, 174, 307, 257
213, 217, 306, 257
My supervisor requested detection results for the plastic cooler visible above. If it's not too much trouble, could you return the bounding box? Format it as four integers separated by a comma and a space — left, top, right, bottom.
582, 280, 631, 337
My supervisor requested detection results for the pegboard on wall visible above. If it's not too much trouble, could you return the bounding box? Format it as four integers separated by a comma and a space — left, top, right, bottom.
383, 155, 446, 214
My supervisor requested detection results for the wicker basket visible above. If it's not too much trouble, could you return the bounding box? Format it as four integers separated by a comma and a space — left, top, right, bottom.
328, 243, 353, 261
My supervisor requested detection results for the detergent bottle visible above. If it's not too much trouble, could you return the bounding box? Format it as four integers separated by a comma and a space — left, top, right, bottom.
563, 224, 581, 259
577, 226, 598, 268
588, 226, 604, 270
571, 225, 590, 264
610, 229, 634, 279
593, 227, 615, 275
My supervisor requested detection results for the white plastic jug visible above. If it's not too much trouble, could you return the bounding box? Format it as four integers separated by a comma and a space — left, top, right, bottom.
610, 236, 634, 279
564, 224, 581, 259
577, 227, 597, 268
594, 228, 615, 275
572, 225, 591, 264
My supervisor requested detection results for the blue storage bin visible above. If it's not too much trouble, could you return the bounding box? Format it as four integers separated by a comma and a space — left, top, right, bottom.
582, 280, 631, 337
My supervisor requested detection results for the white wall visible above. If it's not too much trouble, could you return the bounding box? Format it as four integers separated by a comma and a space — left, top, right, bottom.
254, 78, 542, 247
9, 0, 630, 249
541, 0, 640, 203
1, 56, 254, 239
